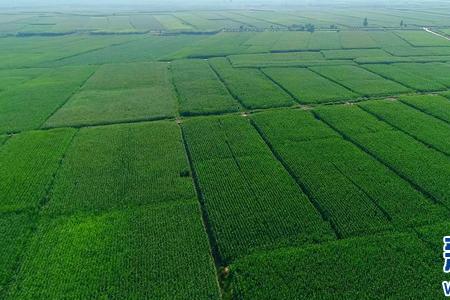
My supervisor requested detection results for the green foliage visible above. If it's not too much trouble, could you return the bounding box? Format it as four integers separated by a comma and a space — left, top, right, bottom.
360, 100, 450, 155
400, 94, 450, 123
0, 66, 95, 134
310, 65, 411, 97
47, 35, 206, 66
395, 30, 450, 46
316, 104, 450, 207
230, 233, 443, 299
228, 52, 325, 68
362, 64, 446, 92
7, 202, 220, 299
322, 49, 391, 60
253, 109, 445, 235
44, 62, 177, 127
45, 121, 196, 216
171, 59, 240, 115
182, 115, 334, 262
262, 67, 358, 104
393, 63, 450, 87
0, 212, 36, 295
0, 128, 76, 213
209, 58, 294, 109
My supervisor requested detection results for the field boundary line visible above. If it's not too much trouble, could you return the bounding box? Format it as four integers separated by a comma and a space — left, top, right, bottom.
249, 118, 342, 239
312, 110, 450, 210
358, 104, 450, 157
259, 68, 303, 104
178, 123, 224, 270
208, 60, 249, 110
307, 66, 363, 96
38, 68, 98, 129
399, 98, 450, 125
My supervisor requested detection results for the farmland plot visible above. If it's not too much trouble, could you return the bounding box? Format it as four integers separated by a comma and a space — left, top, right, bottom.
262, 68, 358, 103
171, 59, 239, 115
271, 31, 311, 51
316, 105, 450, 207
209, 58, 294, 109
253, 110, 444, 234
0, 68, 48, 93
321, 48, 391, 60
0, 212, 36, 296
307, 31, 341, 50
229, 233, 443, 299
0, 128, 76, 213
45, 62, 177, 127
182, 116, 334, 262
7, 202, 220, 299
310, 65, 410, 96
0, 66, 95, 134
393, 63, 450, 87
400, 94, 450, 123
153, 14, 193, 31
45, 122, 196, 216
129, 14, 164, 31
359, 100, 450, 155
228, 52, 325, 68
168, 32, 254, 59
47, 35, 207, 66
394, 30, 450, 47
339, 31, 378, 48
362, 64, 446, 92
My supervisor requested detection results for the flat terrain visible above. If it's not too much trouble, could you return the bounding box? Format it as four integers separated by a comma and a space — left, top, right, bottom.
1, 5, 450, 299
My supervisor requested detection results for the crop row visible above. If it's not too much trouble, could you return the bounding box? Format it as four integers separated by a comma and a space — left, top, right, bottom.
315, 104, 450, 207
359, 100, 450, 155
0, 121, 220, 299
401, 94, 450, 123
229, 231, 444, 299
181, 115, 334, 262
171, 59, 240, 115
251, 109, 446, 237
0, 66, 95, 134
209, 57, 295, 109
44, 62, 178, 128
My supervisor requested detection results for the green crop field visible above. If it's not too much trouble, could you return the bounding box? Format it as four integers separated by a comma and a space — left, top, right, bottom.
1, 1, 450, 299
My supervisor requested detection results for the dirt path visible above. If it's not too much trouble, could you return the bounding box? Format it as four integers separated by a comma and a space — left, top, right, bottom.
423, 27, 450, 41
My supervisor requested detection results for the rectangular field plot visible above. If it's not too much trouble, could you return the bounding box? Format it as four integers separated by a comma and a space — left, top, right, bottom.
45, 121, 196, 216
209, 58, 294, 109
7, 202, 220, 300
0, 66, 95, 134
400, 94, 450, 123
0, 128, 76, 213
362, 64, 446, 92
229, 233, 443, 299
228, 52, 326, 68
394, 30, 450, 47
359, 100, 450, 155
171, 59, 240, 115
0, 68, 48, 93
316, 104, 450, 208
168, 32, 254, 59
0, 212, 36, 295
252, 110, 445, 236
262, 68, 358, 104
153, 14, 193, 31
321, 49, 391, 60
393, 63, 450, 87
182, 116, 334, 262
45, 62, 177, 127
339, 31, 378, 49
271, 31, 311, 51
310, 65, 411, 97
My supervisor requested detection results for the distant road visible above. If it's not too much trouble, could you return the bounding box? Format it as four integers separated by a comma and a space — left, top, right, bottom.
423, 27, 450, 41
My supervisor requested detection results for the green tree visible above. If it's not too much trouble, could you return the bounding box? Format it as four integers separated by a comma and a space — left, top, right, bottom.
363, 17, 368, 27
